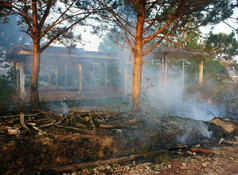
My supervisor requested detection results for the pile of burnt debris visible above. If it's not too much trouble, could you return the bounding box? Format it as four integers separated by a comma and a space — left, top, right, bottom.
0, 110, 238, 174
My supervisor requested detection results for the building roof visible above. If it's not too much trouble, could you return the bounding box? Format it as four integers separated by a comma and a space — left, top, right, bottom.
5, 44, 209, 66
5, 45, 124, 65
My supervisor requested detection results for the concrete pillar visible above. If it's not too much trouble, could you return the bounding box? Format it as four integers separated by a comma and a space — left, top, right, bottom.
78, 64, 83, 93
15, 62, 20, 92
159, 59, 163, 89
64, 65, 68, 89
199, 60, 204, 86
55, 66, 58, 89
48, 74, 51, 85
182, 58, 185, 90
17, 63, 27, 100
164, 56, 168, 89
104, 63, 108, 88
124, 65, 128, 93
10, 62, 17, 90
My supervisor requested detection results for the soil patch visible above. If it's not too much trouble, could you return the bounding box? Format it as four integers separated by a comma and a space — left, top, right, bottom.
0, 111, 237, 174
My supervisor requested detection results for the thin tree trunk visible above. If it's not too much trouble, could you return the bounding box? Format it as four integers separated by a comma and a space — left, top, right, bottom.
199, 60, 203, 86
30, 41, 41, 111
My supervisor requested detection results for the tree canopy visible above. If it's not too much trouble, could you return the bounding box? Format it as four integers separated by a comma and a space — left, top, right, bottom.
0, 15, 31, 58
93, 0, 236, 111
205, 32, 238, 60
0, 0, 94, 110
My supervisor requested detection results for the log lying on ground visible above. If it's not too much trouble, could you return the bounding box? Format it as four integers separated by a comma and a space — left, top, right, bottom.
209, 118, 238, 133
99, 124, 138, 129
42, 153, 144, 175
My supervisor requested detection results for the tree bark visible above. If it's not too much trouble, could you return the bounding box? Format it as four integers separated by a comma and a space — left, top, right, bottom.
132, 50, 143, 111
30, 41, 41, 111
131, 4, 146, 111
132, 15, 145, 111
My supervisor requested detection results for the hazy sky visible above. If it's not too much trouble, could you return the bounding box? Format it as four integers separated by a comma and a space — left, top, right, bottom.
82, 21, 238, 52
66, 8, 238, 52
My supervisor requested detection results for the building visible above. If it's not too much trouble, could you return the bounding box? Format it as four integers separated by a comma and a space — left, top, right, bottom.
5, 45, 205, 102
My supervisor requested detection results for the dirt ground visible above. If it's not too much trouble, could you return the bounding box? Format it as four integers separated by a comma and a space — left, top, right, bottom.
87, 137, 238, 175
0, 111, 238, 175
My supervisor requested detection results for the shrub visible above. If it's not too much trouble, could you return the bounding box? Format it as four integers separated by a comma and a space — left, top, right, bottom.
0, 73, 14, 114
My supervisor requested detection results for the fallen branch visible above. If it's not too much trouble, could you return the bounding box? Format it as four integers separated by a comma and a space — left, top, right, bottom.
89, 115, 96, 130
38, 121, 56, 128
75, 115, 85, 121
42, 153, 143, 174
20, 113, 31, 133
32, 126, 47, 135
190, 148, 211, 154
2, 113, 41, 119
99, 124, 138, 130
75, 122, 87, 128
54, 124, 83, 131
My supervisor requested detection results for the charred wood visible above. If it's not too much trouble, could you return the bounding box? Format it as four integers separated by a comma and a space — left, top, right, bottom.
42, 153, 144, 175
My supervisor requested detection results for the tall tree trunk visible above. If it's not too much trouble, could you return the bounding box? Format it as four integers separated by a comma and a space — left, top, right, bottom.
132, 7, 145, 111
30, 41, 41, 111
132, 47, 143, 111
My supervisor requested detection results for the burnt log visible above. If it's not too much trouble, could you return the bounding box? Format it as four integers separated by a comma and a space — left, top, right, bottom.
42, 153, 143, 175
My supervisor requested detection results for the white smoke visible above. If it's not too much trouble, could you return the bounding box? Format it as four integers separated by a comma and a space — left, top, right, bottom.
142, 65, 225, 121
177, 121, 213, 143
61, 99, 69, 115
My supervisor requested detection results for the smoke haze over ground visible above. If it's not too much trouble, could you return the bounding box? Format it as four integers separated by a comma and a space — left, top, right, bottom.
141, 60, 226, 122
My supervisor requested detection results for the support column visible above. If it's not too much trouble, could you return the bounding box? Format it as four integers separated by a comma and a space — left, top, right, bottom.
108, 63, 112, 86
199, 60, 204, 86
15, 63, 20, 92
159, 59, 163, 89
64, 65, 68, 90
55, 66, 58, 89
20, 63, 27, 99
78, 64, 83, 93
164, 55, 168, 89
10, 62, 17, 90
48, 74, 51, 85
104, 63, 108, 88
124, 64, 128, 93
182, 58, 185, 90
16, 63, 27, 100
